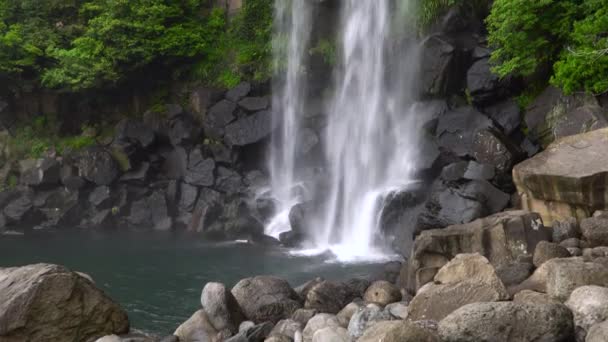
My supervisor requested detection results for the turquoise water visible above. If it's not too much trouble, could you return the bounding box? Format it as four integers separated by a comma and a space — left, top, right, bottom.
0, 231, 380, 335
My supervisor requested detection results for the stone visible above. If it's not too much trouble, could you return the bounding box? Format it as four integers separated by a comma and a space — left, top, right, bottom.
513, 290, 559, 304
242, 322, 274, 342
77, 147, 120, 186
419, 35, 458, 97
115, 119, 156, 149
188, 188, 222, 233
472, 127, 524, 175
168, 114, 201, 146
215, 167, 243, 194
304, 281, 354, 314
404, 210, 550, 293
552, 217, 581, 242
312, 326, 349, 342
560, 238, 582, 249
201, 282, 245, 333
205, 99, 237, 137
581, 215, 608, 247
265, 336, 291, 342
226, 82, 251, 102
291, 309, 317, 328
224, 110, 277, 146
336, 302, 363, 322
269, 319, 302, 340
302, 314, 342, 342
238, 97, 269, 112
347, 303, 391, 339
0, 264, 129, 342
89, 186, 111, 208
463, 161, 495, 180
514, 128, 608, 224
545, 258, 608, 301
565, 285, 608, 333
161, 146, 188, 180
483, 98, 521, 135
436, 106, 494, 158
127, 191, 170, 230
434, 253, 508, 297
587, 321, 608, 342
533, 241, 571, 267
358, 320, 441, 342
495, 261, 534, 287
385, 302, 408, 319
438, 302, 574, 342
467, 58, 512, 105
119, 162, 150, 183
178, 182, 199, 212
174, 310, 218, 342
20, 158, 61, 187
363, 281, 401, 306
185, 149, 215, 187
232, 276, 301, 324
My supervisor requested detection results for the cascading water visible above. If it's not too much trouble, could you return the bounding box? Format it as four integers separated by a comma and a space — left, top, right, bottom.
267, 0, 424, 262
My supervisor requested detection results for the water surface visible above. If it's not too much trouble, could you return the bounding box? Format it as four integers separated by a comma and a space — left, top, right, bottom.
0, 231, 380, 335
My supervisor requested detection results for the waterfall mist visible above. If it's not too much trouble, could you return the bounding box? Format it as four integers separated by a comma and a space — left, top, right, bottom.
267, 0, 425, 262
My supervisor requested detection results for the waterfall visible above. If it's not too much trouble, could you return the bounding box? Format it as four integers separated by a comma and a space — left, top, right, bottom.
268, 0, 422, 262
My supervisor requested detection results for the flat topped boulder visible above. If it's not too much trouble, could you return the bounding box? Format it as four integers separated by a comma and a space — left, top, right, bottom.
514, 127, 608, 222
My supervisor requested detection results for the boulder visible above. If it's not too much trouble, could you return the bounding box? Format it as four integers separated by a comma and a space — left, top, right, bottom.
514, 123, 608, 224
436, 106, 494, 158
358, 320, 441, 342
238, 97, 269, 112
304, 281, 354, 314
0, 264, 129, 342
127, 191, 171, 230
185, 148, 215, 187
291, 309, 317, 328
174, 310, 219, 342
438, 302, 574, 342
495, 261, 534, 287
20, 158, 61, 187
363, 281, 401, 306
552, 217, 581, 242
89, 186, 111, 209
226, 82, 251, 102
347, 303, 391, 339
312, 326, 349, 342
482, 98, 521, 135
385, 302, 409, 320
472, 127, 524, 176
466, 58, 512, 105
115, 119, 156, 149
545, 258, 608, 301
224, 110, 276, 146
161, 146, 188, 180
336, 302, 363, 322
77, 147, 120, 186
215, 167, 243, 194
231, 276, 301, 323
178, 182, 199, 212
269, 319, 302, 340
404, 210, 550, 293
434, 253, 509, 298
188, 188, 222, 233
204, 99, 237, 138
533, 241, 570, 267
513, 290, 559, 305
201, 282, 245, 333
419, 35, 458, 97
168, 114, 201, 147
587, 320, 608, 342
581, 215, 608, 247
302, 314, 343, 342
565, 285, 608, 334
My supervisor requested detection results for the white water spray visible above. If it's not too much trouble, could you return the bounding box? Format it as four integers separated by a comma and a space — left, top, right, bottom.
268, 0, 423, 262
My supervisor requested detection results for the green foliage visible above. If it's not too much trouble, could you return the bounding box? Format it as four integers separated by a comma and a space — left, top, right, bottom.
310, 39, 337, 66
418, 0, 489, 30
488, 0, 608, 94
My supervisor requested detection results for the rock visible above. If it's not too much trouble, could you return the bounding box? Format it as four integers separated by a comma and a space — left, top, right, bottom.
568, 247, 582, 257
174, 310, 219, 342
542, 257, 608, 301
232, 276, 301, 324
436, 106, 493, 158
95, 335, 121, 342
358, 321, 441, 342
404, 210, 549, 293
363, 281, 401, 306
185, 148, 215, 187
222, 198, 265, 239
77, 147, 120, 186
581, 215, 608, 247
434, 253, 508, 298
560, 238, 582, 249
201, 282, 244, 333
127, 191, 170, 230
495, 261, 534, 287
472, 127, 524, 175
347, 303, 391, 339
60, 164, 86, 191
115, 119, 156, 149
269, 319, 302, 340
0, 264, 129, 342
238, 97, 269, 112
513, 290, 559, 304
525, 86, 606, 147
336, 302, 363, 322
119, 162, 150, 183
188, 188, 222, 233
215, 167, 243, 194
304, 281, 354, 314
463, 161, 495, 180
467, 58, 512, 105
533, 241, 571, 267
312, 326, 349, 342
89, 186, 111, 208
21, 158, 61, 187
438, 302, 574, 342
291, 309, 317, 330
226, 82, 251, 102
302, 314, 342, 342
565, 285, 608, 334
265, 336, 291, 342
162, 146, 188, 180
224, 110, 277, 146
385, 302, 408, 319
483, 98, 521, 135
587, 320, 608, 342
419, 35, 458, 97
178, 182, 199, 212
242, 322, 274, 342
296, 128, 319, 156
204, 99, 237, 137
169, 114, 201, 146
552, 217, 581, 242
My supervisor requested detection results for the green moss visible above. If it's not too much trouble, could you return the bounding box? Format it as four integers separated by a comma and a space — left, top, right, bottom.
310, 39, 337, 66
110, 147, 132, 172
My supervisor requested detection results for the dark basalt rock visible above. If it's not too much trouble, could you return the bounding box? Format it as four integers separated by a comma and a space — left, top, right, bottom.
77, 147, 120, 186
185, 148, 215, 187
436, 106, 494, 158
115, 119, 156, 149
238, 97, 270, 112
224, 110, 276, 146
178, 182, 199, 212
215, 167, 243, 194
467, 58, 512, 105
169, 113, 201, 147
204, 99, 237, 138
127, 190, 171, 230
20, 158, 61, 187
482, 99, 521, 136
161, 146, 188, 180
419, 35, 458, 98
188, 188, 222, 233
226, 82, 252, 102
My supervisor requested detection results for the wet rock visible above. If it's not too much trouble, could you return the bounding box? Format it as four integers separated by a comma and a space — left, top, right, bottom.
168, 114, 201, 146
358, 320, 441, 342
127, 191, 171, 230
533, 241, 570, 267
419, 35, 458, 97
0, 264, 129, 342
89, 186, 111, 209
161, 146, 188, 180
77, 147, 120, 186
304, 281, 354, 314
119, 162, 150, 183
347, 303, 392, 339
215, 167, 243, 194
201, 282, 245, 334
232, 276, 301, 324
467, 58, 512, 105
438, 302, 574, 342
363, 281, 401, 306
205, 99, 237, 138
178, 182, 199, 212
224, 110, 277, 146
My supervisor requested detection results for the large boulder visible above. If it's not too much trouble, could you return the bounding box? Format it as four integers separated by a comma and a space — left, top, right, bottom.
581, 214, 608, 247
545, 258, 608, 301
126, 190, 171, 230
20, 158, 61, 187
419, 35, 459, 97
533, 241, 570, 267
231, 276, 301, 324
347, 303, 392, 339
312, 326, 349, 342
566, 285, 608, 335
404, 210, 550, 293
466, 58, 512, 105
224, 110, 277, 146
357, 320, 441, 342
525, 86, 606, 147
438, 302, 574, 342
472, 127, 524, 176
77, 147, 120, 186
0, 264, 129, 342
174, 310, 220, 342
587, 320, 608, 342
363, 280, 401, 306
302, 314, 343, 342
201, 282, 244, 334
436, 106, 494, 158
482, 98, 521, 136
204, 99, 237, 138
304, 281, 354, 314
513, 128, 608, 224
114, 119, 156, 149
